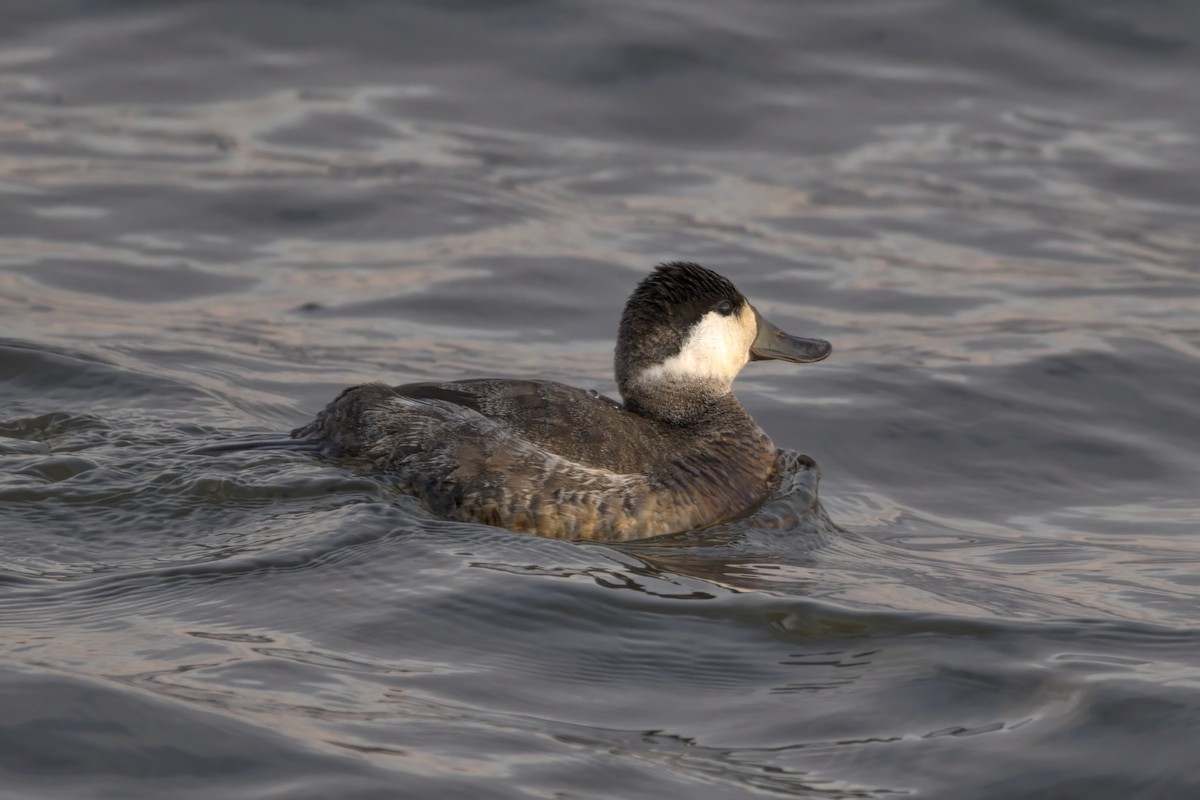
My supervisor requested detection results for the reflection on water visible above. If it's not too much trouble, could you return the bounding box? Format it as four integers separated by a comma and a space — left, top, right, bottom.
2, 1, 1200, 798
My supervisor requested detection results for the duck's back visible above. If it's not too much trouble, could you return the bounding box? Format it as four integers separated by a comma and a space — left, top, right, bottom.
399, 379, 676, 472
293, 379, 778, 540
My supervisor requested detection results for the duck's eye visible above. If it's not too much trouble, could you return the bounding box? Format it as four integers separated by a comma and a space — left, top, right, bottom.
714, 299, 734, 315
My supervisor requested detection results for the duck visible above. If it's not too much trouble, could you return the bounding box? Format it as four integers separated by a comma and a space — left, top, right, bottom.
291, 262, 831, 541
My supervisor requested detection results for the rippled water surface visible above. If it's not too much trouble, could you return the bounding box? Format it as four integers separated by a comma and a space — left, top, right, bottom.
3, 2, 1200, 798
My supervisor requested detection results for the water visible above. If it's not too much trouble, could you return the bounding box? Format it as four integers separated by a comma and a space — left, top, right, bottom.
2, 1, 1199, 797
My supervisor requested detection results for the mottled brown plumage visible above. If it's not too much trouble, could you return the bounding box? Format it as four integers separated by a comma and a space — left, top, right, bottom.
292, 262, 831, 541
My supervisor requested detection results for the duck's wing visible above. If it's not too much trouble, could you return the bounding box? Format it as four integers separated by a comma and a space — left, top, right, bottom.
391, 379, 660, 472
292, 379, 661, 473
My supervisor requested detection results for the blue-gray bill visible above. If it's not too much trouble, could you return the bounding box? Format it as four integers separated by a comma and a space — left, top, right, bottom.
749, 308, 832, 363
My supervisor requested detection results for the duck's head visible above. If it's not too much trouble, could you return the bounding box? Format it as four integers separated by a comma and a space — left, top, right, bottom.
615, 262, 831, 423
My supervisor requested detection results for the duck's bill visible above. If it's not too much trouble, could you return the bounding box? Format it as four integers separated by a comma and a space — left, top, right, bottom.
750, 309, 832, 363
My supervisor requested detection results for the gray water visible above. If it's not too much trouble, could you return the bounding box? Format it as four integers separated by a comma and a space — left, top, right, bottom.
2, 2, 1200, 798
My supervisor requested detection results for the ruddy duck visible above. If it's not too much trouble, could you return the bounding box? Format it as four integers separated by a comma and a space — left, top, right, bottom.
292, 262, 831, 541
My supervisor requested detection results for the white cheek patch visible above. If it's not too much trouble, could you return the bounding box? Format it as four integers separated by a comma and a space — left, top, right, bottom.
636, 309, 753, 390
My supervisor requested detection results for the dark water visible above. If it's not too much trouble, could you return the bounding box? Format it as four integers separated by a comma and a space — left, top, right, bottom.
2, 1, 1200, 797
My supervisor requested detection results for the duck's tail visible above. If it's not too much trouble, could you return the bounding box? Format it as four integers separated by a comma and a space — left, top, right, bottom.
188, 435, 323, 455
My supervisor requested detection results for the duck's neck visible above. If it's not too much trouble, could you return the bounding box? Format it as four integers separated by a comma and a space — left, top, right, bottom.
620, 377, 745, 427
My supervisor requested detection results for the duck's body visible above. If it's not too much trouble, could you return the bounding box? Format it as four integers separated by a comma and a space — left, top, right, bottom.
293, 262, 830, 541
293, 379, 778, 540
